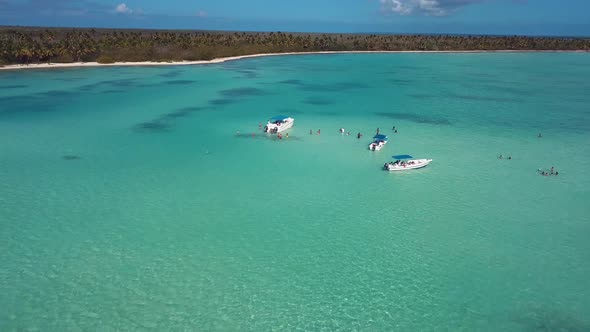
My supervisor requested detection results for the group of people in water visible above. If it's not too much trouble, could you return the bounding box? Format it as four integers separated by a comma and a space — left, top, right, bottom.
498, 133, 561, 177
375, 126, 398, 135
539, 167, 558, 176
252, 122, 401, 142
297, 124, 399, 139
325, 125, 399, 139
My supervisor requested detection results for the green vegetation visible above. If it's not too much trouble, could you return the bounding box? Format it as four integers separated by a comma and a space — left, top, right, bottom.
1, 26, 588, 65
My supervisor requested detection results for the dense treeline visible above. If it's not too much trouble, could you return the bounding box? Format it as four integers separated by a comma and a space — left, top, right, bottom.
1, 27, 589, 65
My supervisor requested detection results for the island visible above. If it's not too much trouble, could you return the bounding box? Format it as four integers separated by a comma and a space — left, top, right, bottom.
1, 26, 589, 67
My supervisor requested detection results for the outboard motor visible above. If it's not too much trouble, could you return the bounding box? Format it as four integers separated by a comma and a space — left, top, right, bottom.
263, 125, 268, 132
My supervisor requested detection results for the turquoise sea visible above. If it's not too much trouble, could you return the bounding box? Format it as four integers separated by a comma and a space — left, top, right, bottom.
1, 53, 590, 331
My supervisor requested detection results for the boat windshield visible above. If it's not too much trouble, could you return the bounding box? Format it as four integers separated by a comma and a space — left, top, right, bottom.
269, 116, 289, 123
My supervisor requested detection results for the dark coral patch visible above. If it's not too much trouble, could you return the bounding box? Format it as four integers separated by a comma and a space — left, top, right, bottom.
133, 120, 173, 133
161, 110, 192, 118
79, 78, 138, 91
177, 106, 208, 113
158, 70, 184, 78
512, 307, 590, 332
164, 80, 197, 85
388, 78, 414, 85
278, 79, 304, 85
236, 70, 259, 78
302, 97, 334, 105
407, 93, 440, 100
449, 93, 521, 103
375, 112, 451, 125
209, 99, 238, 106
219, 87, 267, 97
0, 84, 27, 89
37, 90, 76, 97
299, 82, 369, 92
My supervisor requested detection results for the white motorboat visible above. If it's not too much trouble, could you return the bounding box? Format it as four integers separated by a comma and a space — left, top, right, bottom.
384, 155, 432, 171
263, 115, 294, 133
369, 134, 388, 151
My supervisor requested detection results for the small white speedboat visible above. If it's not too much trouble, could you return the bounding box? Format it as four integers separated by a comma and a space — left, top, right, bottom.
263, 115, 294, 133
384, 155, 432, 171
369, 134, 388, 151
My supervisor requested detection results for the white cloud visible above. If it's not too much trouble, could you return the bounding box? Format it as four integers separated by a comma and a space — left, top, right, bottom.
380, 0, 412, 15
115, 3, 132, 14
381, 0, 485, 16
417, 0, 447, 16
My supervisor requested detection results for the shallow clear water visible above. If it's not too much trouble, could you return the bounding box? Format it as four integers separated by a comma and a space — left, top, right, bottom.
1, 53, 590, 331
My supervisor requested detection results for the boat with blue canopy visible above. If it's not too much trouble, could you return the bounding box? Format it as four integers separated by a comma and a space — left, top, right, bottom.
263, 115, 294, 133
369, 134, 388, 151
384, 155, 432, 171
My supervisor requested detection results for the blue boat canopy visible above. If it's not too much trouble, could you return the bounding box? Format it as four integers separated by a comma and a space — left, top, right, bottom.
392, 154, 413, 159
373, 134, 388, 140
270, 115, 289, 122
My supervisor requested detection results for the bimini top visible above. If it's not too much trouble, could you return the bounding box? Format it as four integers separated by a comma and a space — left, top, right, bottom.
270, 115, 290, 122
392, 154, 413, 159
373, 134, 388, 140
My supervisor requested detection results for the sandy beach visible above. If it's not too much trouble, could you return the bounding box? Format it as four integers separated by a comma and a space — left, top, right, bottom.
1, 50, 584, 71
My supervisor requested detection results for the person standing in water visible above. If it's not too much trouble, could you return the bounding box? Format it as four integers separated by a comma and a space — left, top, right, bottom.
317, 129, 321, 135
310, 129, 313, 135
357, 132, 362, 139
376, 128, 380, 134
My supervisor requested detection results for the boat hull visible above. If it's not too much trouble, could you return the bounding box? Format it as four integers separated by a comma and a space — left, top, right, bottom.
384, 159, 432, 171
369, 141, 387, 151
264, 119, 294, 133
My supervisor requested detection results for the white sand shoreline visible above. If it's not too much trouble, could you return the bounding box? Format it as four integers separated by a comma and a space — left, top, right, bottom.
0, 50, 587, 71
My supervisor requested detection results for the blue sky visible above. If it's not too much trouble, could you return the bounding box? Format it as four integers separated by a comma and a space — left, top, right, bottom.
0, 0, 589, 36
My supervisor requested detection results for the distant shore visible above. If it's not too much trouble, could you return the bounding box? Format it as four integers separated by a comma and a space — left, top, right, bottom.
1, 50, 587, 71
